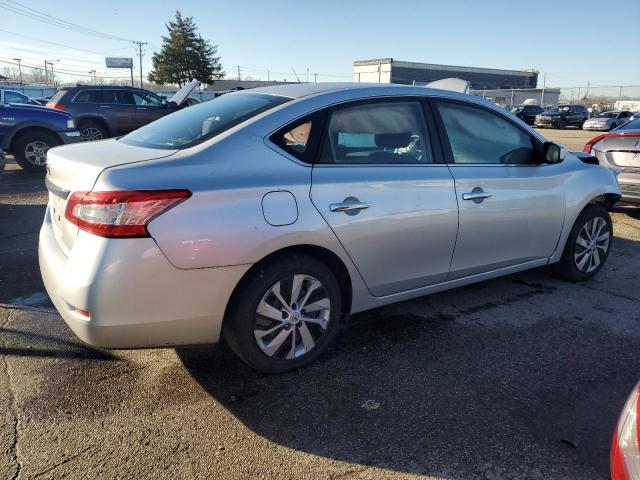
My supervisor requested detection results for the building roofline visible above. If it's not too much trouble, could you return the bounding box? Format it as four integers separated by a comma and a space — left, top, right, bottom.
354, 58, 538, 77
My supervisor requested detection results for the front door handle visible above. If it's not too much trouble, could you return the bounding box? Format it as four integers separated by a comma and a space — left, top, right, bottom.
462, 188, 492, 204
330, 199, 371, 214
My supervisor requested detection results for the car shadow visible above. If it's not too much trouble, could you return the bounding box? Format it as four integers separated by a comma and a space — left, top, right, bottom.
614, 204, 640, 220
177, 242, 640, 478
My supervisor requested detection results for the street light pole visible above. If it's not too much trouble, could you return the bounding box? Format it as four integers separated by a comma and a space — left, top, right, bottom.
12, 58, 22, 85
43, 60, 48, 86
45, 59, 60, 88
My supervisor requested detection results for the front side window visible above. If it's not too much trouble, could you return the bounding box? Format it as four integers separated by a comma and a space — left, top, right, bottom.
437, 102, 534, 165
319, 101, 433, 164
133, 91, 163, 106
120, 92, 289, 149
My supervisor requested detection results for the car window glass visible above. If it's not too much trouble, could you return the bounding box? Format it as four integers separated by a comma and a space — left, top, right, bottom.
116, 91, 135, 105
437, 102, 534, 165
620, 118, 640, 130
4, 91, 28, 104
319, 101, 433, 164
133, 92, 163, 106
280, 121, 312, 155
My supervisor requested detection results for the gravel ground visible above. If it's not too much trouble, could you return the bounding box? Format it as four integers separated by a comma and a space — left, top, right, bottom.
1, 130, 638, 479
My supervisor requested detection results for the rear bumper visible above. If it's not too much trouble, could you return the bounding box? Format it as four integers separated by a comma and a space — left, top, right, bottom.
39, 204, 251, 348
619, 180, 640, 205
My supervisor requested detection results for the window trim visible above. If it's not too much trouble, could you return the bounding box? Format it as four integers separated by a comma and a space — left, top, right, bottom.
312, 96, 444, 167
269, 110, 327, 164
429, 98, 544, 167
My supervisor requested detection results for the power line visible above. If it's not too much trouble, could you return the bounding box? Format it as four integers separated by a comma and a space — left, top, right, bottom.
0, 28, 130, 57
0, 0, 134, 43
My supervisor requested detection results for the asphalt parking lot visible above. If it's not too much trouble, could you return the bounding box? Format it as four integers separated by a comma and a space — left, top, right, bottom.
1, 128, 639, 480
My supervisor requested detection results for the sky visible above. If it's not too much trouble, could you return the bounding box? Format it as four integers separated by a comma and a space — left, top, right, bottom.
0, 0, 638, 88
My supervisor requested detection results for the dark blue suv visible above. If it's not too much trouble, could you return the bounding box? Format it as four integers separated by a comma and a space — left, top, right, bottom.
0, 103, 81, 172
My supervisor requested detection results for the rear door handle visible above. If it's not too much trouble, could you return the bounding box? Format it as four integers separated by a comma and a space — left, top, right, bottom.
330, 201, 371, 213
462, 192, 492, 201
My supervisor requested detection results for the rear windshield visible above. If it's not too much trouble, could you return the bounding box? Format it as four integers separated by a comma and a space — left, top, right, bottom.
119, 93, 290, 149
619, 118, 640, 130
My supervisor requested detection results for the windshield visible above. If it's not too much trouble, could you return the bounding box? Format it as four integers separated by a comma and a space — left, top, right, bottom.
120, 93, 290, 149
596, 112, 617, 118
549, 105, 571, 113
619, 118, 640, 130
510, 106, 523, 113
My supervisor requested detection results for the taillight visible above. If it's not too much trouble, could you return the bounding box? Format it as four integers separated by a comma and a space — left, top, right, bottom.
584, 132, 640, 153
611, 383, 640, 480
51, 104, 66, 111
64, 190, 191, 238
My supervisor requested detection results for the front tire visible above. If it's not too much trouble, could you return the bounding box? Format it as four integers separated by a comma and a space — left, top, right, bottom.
223, 254, 343, 373
550, 205, 612, 282
12, 130, 60, 173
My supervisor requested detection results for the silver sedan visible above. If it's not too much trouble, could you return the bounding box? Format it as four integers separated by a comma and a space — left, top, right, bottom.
39, 83, 621, 372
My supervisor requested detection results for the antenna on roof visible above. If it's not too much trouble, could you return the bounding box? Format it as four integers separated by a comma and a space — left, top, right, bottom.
291, 68, 301, 83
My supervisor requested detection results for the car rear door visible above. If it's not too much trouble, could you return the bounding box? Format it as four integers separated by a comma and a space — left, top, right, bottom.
132, 91, 168, 128
432, 99, 566, 279
308, 98, 459, 297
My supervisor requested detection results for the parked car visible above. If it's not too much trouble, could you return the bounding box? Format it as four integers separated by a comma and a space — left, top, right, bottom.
534, 104, 589, 129
184, 97, 201, 106
610, 381, 640, 480
0, 148, 5, 177
45, 81, 199, 141
584, 118, 640, 204
0, 103, 81, 172
509, 104, 545, 125
40, 83, 620, 373
1, 89, 42, 106
583, 111, 634, 131
629, 112, 640, 122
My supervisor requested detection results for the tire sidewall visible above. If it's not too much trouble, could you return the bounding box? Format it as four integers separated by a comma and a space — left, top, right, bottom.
79, 122, 107, 141
224, 254, 343, 373
13, 131, 58, 173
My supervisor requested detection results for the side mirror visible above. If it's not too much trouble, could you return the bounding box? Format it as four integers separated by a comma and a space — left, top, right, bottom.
544, 142, 566, 164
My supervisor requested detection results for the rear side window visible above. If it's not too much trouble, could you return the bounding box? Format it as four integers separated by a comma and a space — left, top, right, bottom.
73, 90, 117, 103
120, 92, 290, 149
116, 91, 135, 105
318, 101, 433, 164
436, 101, 534, 165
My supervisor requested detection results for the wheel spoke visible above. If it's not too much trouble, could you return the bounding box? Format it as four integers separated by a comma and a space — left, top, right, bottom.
576, 235, 589, 248
286, 328, 297, 359
254, 323, 283, 340
576, 250, 591, 270
262, 328, 291, 357
302, 297, 330, 313
271, 281, 290, 312
298, 279, 321, 310
256, 299, 284, 322
302, 315, 329, 330
298, 322, 315, 352
289, 274, 305, 307
591, 249, 601, 269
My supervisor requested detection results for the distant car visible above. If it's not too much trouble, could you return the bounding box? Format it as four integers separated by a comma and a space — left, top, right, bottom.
510, 104, 545, 125
0, 89, 42, 106
628, 112, 640, 122
46, 81, 199, 141
0, 103, 81, 172
534, 104, 589, 129
584, 118, 640, 204
39, 83, 621, 373
583, 111, 633, 131
611, 381, 640, 479
0, 148, 5, 177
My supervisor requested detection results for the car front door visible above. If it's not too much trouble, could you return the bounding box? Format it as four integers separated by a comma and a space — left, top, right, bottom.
309, 99, 459, 297
132, 91, 168, 128
432, 99, 566, 279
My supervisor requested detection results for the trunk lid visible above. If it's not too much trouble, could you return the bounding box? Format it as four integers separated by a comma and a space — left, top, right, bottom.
45, 139, 177, 254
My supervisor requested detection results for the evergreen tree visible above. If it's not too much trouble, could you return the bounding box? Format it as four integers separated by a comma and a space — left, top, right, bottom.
148, 11, 224, 86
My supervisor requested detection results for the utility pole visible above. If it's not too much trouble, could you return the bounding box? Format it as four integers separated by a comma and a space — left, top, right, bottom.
267, 70, 270, 82
314, 73, 317, 83
306, 68, 309, 83
540, 72, 546, 106
133, 41, 148, 89
89, 70, 96, 84
618, 85, 623, 108
585, 80, 590, 99
43, 60, 48, 86
13, 58, 22, 85
237, 65, 241, 81
45, 59, 59, 88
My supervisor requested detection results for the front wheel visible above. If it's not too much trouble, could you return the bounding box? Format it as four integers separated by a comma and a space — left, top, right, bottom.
79, 121, 108, 141
12, 130, 60, 173
223, 254, 343, 373
550, 205, 612, 281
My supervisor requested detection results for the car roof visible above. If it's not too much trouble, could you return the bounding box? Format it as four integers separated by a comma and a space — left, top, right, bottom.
249, 82, 439, 99
67, 85, 143, 90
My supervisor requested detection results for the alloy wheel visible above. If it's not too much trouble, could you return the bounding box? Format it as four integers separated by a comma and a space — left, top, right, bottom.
81, 127, 103, 141
574, 217, 610, 273
24, 140, 49, 165
253, 274, 331, 360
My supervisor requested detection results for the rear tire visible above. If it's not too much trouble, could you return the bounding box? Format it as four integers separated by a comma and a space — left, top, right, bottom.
558, 118, 567, 129
79, 120, 108, 141
550, 205, 612, 282
223, 254, 342, 373
12, 130, 59, 173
